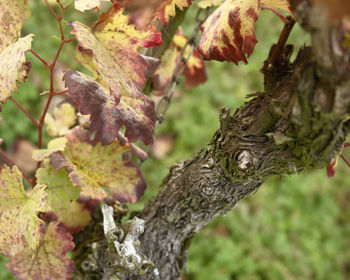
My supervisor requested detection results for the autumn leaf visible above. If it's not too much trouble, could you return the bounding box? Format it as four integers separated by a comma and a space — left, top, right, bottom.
32, 137, 67, 161
0, 0, 33, 103
117, 0, 192, 27
173, 32, 207, 89
64, 5, 161, 145
153, 29, 207, 94
7, 222, 75, 280
261, 0, 292, 14
50, 128, 146, 203
0, 165, 47, 257
153, 47, 179, 95
199, 0, 260, 63
45, 103, 77, 137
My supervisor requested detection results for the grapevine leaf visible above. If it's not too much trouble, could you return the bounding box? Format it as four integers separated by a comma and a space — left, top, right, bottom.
74, 0, 108, 11
153, 30, 207, 94
173, 32, 207, 89
32, 137, 67, 161
64, 70, 155, 145
0, 0, 31, 50
117, 0, 192, 27
50, 128, 146, 203
157, 0, 193, 25
0, 165, 47, 257
197, 0, 224, 9
153, 47, 179, 95
53, 201, 92, 234
7, 222, 75, 280
0, 35, 33, 103
45, 103, 77, 137
64, 8, 160, 144
199, 0, 260, 63
0, 0, 33, 103
261, 0, 293, 17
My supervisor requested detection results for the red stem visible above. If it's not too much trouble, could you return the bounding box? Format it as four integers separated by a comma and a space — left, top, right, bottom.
340, 154, 350, 168
0, 148, 33, 186
53, 89, 68, 95
9, 97, 39, 127
30, 50, 50, 68
261, 4, 288, 23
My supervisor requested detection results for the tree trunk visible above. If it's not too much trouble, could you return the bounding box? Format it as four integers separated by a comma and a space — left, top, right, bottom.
72, 2, 350, 279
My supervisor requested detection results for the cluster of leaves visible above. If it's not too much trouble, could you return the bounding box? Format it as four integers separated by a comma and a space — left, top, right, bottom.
0, 0, 295, 279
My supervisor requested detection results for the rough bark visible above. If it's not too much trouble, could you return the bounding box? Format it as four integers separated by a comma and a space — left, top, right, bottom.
72, 2, 350, 280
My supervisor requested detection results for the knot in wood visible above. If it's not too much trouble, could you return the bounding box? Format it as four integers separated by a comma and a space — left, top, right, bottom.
237, 150, 253, 170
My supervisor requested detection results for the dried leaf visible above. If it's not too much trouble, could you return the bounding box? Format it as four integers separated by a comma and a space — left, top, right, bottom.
50, 128, 146, 203
199, 0, 260, 63
0, 165, 47, 257
7, 222, 75, 280
45, 103, 77, 137
0, 0, 31, 50
0, 35, 33, 103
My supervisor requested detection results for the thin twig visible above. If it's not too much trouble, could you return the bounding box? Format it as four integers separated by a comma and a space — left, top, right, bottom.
53, 89, 68, 95
9, 97, 39, 127
0, 148, 33, 186
29, 50, 50, 68
340, 154, 350, 168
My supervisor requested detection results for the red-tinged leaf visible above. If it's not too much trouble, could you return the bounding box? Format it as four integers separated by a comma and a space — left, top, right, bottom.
157, 0, 193, 25
199, 0, 260, 64
64, 11, 159, 144
93, 4, 162, 49
152, 47, 179, 95
0, 165, 47, 257
50, 128, 146, 203
173, 32, 207, 89
7, 222, 75, 280
64, 70, 155, 145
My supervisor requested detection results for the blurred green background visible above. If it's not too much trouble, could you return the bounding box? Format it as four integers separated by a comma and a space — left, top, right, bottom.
1, 1, 350, 280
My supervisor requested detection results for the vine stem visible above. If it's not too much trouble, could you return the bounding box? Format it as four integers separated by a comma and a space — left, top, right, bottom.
9, 97, 39, 127
0, 148, 33, 186
29, 50, 50, 68
268, 15, 296, 66
34, 0, 75, 171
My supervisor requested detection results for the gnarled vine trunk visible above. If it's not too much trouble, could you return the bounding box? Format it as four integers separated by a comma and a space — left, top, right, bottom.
72, 2, 350, 280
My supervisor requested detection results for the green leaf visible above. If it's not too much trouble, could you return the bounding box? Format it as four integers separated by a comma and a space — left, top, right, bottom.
50, 128, 146, 203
